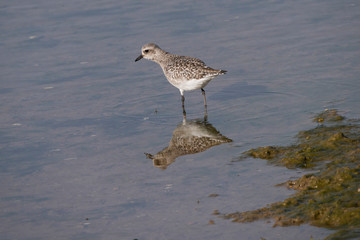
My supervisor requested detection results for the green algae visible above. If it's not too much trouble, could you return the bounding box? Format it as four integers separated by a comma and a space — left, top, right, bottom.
243, 110, 359, 169
223, 110, 360, 239
313, 109, 345, 123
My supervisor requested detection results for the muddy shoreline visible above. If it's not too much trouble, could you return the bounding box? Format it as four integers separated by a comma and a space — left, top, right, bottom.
222, 110, 360, 240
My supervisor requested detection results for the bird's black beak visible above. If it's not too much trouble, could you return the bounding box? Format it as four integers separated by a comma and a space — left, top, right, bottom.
135, 55, 143, 62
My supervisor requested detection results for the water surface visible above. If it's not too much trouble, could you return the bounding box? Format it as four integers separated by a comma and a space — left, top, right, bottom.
1, 0, 360, 239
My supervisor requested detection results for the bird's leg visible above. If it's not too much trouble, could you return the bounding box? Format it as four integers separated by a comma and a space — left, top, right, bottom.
181, 94, 186, 117
201, 88, 207, 106
201, 88, 208, 119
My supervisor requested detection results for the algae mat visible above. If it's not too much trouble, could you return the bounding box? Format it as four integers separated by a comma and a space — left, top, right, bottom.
222, 110, 360, 240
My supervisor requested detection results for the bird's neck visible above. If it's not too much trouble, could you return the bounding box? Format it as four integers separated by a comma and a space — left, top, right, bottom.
153, 51, 171, 64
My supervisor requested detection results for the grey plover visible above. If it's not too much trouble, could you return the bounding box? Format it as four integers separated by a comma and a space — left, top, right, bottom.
135, 43, 226, 114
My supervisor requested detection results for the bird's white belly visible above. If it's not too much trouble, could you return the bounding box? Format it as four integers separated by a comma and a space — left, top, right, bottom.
170, 76, 214, 91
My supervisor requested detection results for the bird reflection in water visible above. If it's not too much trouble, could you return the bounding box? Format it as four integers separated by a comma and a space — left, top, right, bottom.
145, 114, 232, 169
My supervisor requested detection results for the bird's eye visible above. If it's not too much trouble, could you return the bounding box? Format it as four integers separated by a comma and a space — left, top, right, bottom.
144, 49, 149, 53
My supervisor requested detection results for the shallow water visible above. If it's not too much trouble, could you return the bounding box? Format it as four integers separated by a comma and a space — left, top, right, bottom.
1, 0, 359, 239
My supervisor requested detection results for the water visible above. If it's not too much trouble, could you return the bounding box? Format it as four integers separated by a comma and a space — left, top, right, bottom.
1, 0, 359, 239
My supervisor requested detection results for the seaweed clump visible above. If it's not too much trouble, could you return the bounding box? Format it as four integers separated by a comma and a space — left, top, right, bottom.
244, 109, 357, 169
224, 110, 360, 239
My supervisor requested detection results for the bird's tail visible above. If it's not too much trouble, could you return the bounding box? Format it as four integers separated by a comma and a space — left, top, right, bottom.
219, 70, 227, 74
